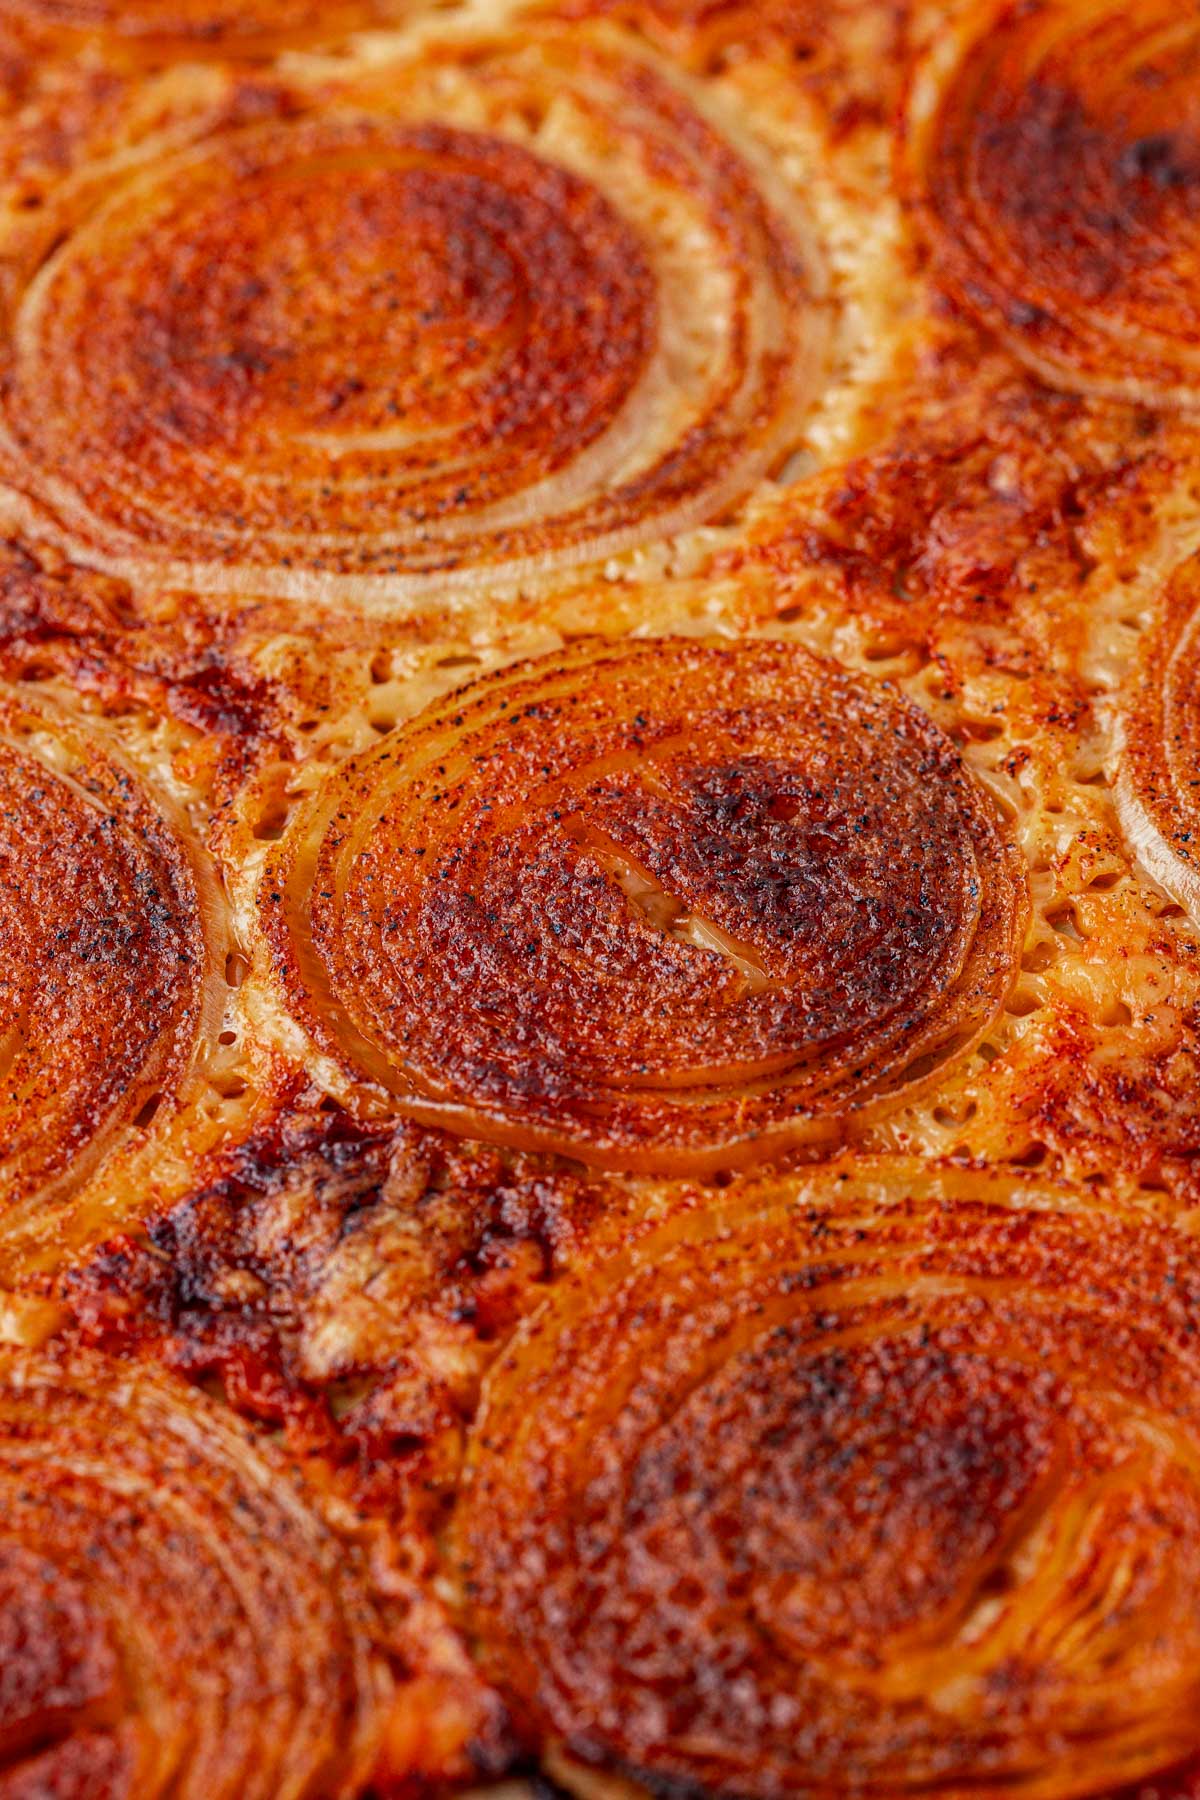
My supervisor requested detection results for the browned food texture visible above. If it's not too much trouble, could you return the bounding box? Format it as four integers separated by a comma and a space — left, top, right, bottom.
53, 1144, 1200, 1800
0, 27, 821, 604
716, 328, 1182, 660
1117, 552, 1200, 921
1, 0, 1200, 1797
542, 0, 900, 110
910, 0, 1200, 406
454, 1166, 1200, 1800
260, 637, 1026, 1171
60, 1114, 614, 1797
0, 0, 418, 58
212, 579, 1200, 1206
0, 690, 226, 1265
0, 1344, 387, 1798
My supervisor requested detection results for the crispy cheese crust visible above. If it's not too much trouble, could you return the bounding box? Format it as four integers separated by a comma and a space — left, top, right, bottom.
3, 1, 1200, 1796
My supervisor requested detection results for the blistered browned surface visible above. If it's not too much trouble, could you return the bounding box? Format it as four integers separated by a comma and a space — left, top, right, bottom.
3, 0, 1200, 1796
0, 0, 416, 58
0, 22, 826, 606
455, 1166, 1200, 1800
712, 332, 1181, 658
0, 539, 292, 788
909, 0, 1200, 406
541, 0, 907, 123
259, 637, 1025, 1171
0, 1343, 387, 1797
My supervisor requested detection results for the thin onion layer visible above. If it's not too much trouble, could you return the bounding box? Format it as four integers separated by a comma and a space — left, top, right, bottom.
0, 28, 822, 603
0, 1345, 386, 1798
910, 0, 1200, 405
1116, 554, 1200, 920
454, 1161, 1200, 1800
0, 692, 221, 1239
263, 638, 1026, 1171
0, 0, 411, 56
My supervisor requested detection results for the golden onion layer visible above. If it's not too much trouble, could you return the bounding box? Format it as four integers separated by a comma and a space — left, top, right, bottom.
0, 25, 821, 604
0, 0, 414, 56
259, 637, 1026, 1171
910, 0, 1200, 406
1116, 553, 1200, 923
0, 1345, 387, 1798
0, 688, 227, 1264
454, 1163, 1200, 1800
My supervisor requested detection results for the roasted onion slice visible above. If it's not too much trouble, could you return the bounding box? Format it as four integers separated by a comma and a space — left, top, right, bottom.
0, 1345, 385, 1797
910, 0, 1200, 405
0, 28, 821, 604
263, 639, 1025, 1171
0, 692, 223, 1253
454, 1162, 1200, 1800
0, 0, 410, 57
1116, 557, 1200, 920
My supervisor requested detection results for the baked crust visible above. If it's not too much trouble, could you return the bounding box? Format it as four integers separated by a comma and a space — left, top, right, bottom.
2, 0, 1200, 1795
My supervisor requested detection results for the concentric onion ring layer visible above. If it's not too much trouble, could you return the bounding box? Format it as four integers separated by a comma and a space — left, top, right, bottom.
0, 696, 217, 1223
913, 0, 1200, 404
0, 1348, 384, 1798
1116, 557, 1200, 922
455, 1166, 1200, 1800
265, 639, 1025, 1171
0, 0, 408, 54
0, 32, 820, 600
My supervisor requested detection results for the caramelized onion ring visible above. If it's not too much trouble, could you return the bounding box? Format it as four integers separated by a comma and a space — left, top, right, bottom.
911, 0, 1200, 405
0, 694, 222, 1238
454, 1163, 1200, 1800
1116, 556, 1200, 918
0, 31, 821, 603
264, 639, 1025, 1171
0, 1346, 386, 1797
0, 0, 409, 56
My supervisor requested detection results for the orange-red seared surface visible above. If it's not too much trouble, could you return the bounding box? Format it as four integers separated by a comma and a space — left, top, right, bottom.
0, 28, 818, 599
3, 0, 1200, 1796
263, 638, 1025, 1169
0, 1344, 386, 1798
912, 0, 1200, 405
457, 1177, 1200, 1800
0, 701, 209, 1216
0, 0, 413, 56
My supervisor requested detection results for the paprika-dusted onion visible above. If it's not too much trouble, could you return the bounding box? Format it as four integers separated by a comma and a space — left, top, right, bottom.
453, 1161, 1200, 1800
0, 28, 821, 605
0, 0, 410, 57
0, 692, 224, 1241
262, 639, 1026, 1172
909, 0, 1200, 405
0, 1345, 386, 1797
1115, 555, 1200, 921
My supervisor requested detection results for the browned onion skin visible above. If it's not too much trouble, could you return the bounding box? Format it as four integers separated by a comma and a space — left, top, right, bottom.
0, 1345, 386, 1798
911, 0, 1200, 405
1116, 555, 1200, 921
453, 1164, 1200, 1800
264, 639, 1026, 1172
0, 0, 410, 55
0, 694, 215, 1225
0, 32, 818, 603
